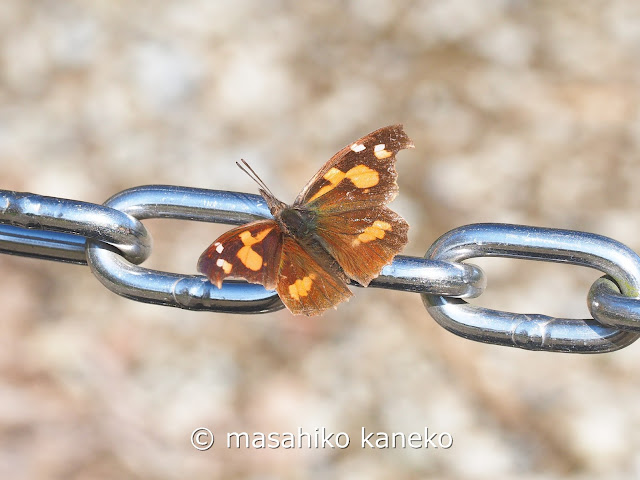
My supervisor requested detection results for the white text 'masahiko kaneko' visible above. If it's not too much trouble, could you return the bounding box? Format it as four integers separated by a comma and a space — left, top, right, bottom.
225, 427, 453, 450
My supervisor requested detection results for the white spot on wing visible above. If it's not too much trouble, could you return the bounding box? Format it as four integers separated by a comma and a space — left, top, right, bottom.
374, 143, 386, 152
215, 243, 224, 253
216, 259, 225, 267
350, 143, 366, 153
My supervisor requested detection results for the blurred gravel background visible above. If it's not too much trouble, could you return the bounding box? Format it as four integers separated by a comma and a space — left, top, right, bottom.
2, 1, 640, 478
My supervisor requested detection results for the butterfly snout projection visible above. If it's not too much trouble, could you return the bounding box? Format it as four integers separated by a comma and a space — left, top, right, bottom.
197, 125, 414, 315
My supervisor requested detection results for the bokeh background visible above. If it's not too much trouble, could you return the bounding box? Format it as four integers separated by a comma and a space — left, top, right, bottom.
2, 1, 640, 478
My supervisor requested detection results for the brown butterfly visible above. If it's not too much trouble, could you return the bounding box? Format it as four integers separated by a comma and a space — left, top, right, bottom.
198, 125, 414, 315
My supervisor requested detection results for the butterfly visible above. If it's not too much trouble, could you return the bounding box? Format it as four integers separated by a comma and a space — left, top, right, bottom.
197, 125, 414, 315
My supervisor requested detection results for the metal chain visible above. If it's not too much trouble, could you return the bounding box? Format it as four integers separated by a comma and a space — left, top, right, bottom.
2, 186, 640, 354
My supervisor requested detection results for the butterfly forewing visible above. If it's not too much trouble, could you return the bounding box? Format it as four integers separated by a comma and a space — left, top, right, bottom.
295, 124, 413, 212
197, 220, 282, 290
315, 206, 409, 286
276, 236, 352, 315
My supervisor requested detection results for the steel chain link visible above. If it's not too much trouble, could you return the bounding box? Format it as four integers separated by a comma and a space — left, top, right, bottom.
2, 186, 640, 354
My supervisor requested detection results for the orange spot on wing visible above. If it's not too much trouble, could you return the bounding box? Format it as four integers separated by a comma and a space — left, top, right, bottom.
309, 167, 346, 201
287, 274, 316, 301
237, 246, 263, 271
345, 164, 379, 188
236, 227, 274, 271
352, 220, 392, 245
216, 258, 233, 274
374, 143, 392, 159
308, 164, 379, 201
239, 227, 274, 246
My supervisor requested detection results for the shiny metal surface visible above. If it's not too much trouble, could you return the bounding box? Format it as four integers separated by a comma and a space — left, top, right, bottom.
4, 185, 640, 353
103, 185, 272, 223
0, 189, 151, 264
422, 223, 640, 353
589, 276, 640, 329
375, 255, 485, 297
88, 248, 284, 313
87, 186, 280, 313
0, 224, 87, 264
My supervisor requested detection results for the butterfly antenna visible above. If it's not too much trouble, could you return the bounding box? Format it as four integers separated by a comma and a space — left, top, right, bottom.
236, 159, 276, 199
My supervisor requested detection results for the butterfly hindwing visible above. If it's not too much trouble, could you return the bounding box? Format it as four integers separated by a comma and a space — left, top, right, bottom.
276, 236, 352, 315
314, 206, 409, 286
295, 124, 413, 212
197, 220, 282, 290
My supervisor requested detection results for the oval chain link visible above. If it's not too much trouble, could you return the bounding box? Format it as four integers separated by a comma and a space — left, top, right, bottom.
1, 190, 150, 264
86, 186, 484, 313
422, 224, 640, 353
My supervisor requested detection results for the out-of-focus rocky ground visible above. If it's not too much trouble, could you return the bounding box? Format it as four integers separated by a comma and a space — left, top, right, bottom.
2, 1, 640, 478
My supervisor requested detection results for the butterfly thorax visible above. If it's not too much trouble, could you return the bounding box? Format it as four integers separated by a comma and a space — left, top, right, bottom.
278, 205, 317, 239
261, 189, 345, 280
262, 189, 316, 241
